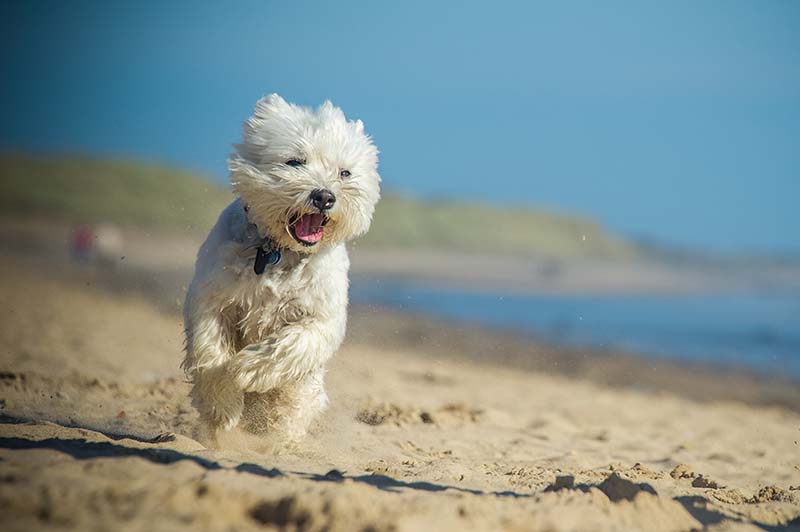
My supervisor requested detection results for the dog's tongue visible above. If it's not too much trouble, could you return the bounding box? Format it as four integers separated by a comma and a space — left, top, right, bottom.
293, 213, 325, 243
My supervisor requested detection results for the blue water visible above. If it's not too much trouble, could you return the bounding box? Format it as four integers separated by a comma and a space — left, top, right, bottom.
351, 278, 800, 376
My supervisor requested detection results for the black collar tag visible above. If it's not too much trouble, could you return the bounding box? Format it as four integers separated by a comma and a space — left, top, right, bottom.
254, 245, 281, 275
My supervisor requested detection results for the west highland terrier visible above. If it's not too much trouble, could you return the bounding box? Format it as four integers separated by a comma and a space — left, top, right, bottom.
182, 94, 380, 446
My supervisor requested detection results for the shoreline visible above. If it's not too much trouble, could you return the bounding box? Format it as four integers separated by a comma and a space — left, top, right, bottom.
347, 303, 800, 413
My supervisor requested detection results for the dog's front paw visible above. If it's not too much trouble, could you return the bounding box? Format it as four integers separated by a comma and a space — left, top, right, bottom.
206, 395, 244, 432
232, 364, 281, 393
229, 344, 284, 392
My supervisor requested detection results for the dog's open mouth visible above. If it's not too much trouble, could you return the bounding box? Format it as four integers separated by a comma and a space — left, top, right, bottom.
288, 213, 328, 246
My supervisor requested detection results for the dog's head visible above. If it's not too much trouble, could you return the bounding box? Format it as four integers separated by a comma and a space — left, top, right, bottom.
229, 94, 381, 253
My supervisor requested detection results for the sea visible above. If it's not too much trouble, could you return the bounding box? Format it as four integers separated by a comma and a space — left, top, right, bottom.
350, 277, 800, 377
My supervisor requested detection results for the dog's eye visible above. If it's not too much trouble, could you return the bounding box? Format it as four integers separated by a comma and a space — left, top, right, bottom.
285, 159, 304, 167
339, 169, 351, 179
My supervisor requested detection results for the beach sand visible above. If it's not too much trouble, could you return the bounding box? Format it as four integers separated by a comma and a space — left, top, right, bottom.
0, 250, 799, 531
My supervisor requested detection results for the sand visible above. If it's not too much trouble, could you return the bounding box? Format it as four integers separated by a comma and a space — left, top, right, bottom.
0, 249, 799, 531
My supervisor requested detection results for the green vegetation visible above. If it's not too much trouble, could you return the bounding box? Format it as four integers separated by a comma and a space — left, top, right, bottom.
359, 195, 635, 258
0, 154, 635, 259
0, 154, 233, 232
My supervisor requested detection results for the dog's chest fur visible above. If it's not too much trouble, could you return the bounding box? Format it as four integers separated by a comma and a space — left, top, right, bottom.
225, 247, 348, 350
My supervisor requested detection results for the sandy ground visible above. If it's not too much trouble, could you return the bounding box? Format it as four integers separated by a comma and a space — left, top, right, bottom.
0, 251, 799, 530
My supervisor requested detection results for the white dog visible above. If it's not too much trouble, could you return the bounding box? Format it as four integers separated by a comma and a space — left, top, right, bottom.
182, 94, 380, 445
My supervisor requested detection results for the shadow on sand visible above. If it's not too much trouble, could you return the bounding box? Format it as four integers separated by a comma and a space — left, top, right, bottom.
298, 469, 532, 498
675, 495, 800, 532
0, 418, 530, 498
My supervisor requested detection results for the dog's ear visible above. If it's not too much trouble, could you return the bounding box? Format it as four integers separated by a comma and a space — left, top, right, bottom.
254, 93, 292, 117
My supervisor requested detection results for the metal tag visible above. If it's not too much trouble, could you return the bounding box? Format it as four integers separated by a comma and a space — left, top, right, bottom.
254, 246, 281, 274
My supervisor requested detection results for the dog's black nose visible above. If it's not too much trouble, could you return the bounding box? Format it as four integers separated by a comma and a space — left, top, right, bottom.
310, 189, 336, 211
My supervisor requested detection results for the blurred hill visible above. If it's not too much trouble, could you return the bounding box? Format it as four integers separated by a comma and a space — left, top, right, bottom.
0, 154, 233, 233
359, 195, 635, 259
0, 154, 635, 259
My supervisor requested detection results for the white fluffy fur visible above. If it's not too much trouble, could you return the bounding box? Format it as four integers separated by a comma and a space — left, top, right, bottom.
182, 94, 380, 446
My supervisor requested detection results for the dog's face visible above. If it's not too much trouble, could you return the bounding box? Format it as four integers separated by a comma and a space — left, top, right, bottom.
229, 94, 381, 253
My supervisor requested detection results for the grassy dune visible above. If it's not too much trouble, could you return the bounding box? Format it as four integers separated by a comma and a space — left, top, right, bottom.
359, 195, 635, 258
0, 154, 635, 259
0, 154, 233, 232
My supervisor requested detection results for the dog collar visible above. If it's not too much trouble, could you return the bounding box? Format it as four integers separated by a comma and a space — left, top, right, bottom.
240, 203, 282, 275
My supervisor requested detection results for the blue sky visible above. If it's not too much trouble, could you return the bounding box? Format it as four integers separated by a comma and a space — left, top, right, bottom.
2, 1, 799, 253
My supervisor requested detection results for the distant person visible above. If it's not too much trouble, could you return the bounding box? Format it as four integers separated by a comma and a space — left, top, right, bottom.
70, 225, 94, 263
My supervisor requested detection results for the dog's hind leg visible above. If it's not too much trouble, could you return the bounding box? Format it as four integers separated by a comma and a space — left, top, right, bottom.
240, 368, 329, 444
